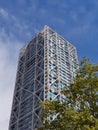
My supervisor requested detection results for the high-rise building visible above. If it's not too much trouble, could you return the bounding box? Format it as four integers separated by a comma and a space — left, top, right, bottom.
9, 25, 78, 130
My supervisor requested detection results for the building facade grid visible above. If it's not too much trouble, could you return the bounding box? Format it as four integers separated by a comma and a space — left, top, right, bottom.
9, 25, 78, 130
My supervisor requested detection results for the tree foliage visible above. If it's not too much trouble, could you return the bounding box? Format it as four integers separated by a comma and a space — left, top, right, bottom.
38, 57, 98, 130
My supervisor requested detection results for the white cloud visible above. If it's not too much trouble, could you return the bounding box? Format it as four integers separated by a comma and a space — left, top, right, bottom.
0, 29, 23, 130
0, 8, 8, 19
0, 7, 18, 22
0, 7, 33, 40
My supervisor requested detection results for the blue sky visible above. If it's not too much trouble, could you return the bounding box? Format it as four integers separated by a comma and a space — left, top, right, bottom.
0, 0, 98, 61
0, 0, 98, 130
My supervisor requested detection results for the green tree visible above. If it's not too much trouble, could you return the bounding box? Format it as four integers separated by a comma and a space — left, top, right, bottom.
38, 58, 98, 130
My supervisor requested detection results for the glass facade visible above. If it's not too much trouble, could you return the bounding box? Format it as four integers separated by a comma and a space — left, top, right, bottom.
9, 25, 78, 130
44, 26, 78, 102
